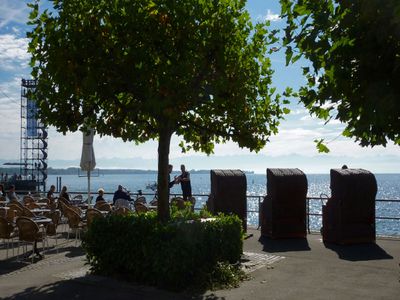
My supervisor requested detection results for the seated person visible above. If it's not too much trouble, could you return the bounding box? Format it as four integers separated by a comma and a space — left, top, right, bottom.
96, 188, 105, 202
7, 185, 18, 201
47, 185, 56, 204
59, 185, 70, 201
113, 185, 131, 205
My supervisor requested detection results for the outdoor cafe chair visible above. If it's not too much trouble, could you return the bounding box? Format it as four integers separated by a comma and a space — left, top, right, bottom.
0, 216, 18, 259
16, 216, 47, 263
111, 207, 131, 216
7, 204, 23, 218
97, 202, 112, 212
94, 200, 106, 209
134, 202, 148, 214
57, 197, 72, 209
63, 205, 85, 246
86, 208, 104, 227
22, 206, 36, 218
8, 199, 24, 209
23, 196, 35, 206
26, 201, 41, 210
44, 210, 61, 253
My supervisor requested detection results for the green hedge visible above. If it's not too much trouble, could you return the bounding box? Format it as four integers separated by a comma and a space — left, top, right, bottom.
82, 211, 243, 291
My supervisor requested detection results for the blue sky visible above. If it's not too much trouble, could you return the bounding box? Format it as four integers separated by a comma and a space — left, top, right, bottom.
0, 0, 399, 174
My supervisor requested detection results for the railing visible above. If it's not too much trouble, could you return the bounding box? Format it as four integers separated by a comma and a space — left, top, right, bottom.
19, 190, 400, 237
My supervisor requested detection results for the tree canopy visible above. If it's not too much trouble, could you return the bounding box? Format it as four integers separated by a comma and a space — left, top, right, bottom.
280, 0, 400, 149
28, 0, 286, 221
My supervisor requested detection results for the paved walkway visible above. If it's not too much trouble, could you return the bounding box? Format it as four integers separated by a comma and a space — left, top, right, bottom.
1, 229, 399, 299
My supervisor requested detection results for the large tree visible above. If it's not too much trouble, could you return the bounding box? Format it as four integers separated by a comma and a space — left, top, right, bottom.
280, 0, 400, 150
28, 0, 286, 221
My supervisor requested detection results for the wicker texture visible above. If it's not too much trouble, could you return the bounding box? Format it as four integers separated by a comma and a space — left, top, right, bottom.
86, 208, 104, 227
322, 168, 377, 244
207, 169, 247, 231
261, 168, 308, 239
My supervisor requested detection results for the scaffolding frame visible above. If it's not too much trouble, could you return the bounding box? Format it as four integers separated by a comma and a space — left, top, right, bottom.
20, 79, 48, 192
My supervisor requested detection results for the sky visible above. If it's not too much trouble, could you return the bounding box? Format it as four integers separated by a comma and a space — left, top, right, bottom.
0, 0, 399, 174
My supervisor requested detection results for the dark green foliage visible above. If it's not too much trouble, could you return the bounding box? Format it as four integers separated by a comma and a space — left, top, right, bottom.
28, 0, 286, 222
281, 0, 400, 148
82, 212, 243, 291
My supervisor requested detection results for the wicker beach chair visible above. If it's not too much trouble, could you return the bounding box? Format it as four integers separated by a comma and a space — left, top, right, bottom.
261, 168, 308, 239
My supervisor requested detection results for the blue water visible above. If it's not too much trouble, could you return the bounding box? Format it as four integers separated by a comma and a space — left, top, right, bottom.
47, 173, 400, 237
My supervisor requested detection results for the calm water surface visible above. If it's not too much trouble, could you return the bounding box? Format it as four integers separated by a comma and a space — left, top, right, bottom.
47, 173, 400, 236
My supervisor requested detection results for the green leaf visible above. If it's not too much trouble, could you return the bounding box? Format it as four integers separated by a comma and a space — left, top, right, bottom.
314, 139, 330, 153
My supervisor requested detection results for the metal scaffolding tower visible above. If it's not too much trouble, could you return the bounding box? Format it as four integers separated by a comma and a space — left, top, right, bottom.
20, 79, 48, 192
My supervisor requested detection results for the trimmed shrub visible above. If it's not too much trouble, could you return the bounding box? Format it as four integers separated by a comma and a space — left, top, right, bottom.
82, 211, 243, 291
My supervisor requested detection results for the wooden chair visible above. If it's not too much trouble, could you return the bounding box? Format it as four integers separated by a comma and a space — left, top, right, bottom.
16, 216, 46, 263
86, 208, 104, 227
0, 216, 18, 258
134, 202, 148, 214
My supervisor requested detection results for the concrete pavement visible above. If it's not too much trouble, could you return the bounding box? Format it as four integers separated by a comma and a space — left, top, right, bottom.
1, 228, 399, 299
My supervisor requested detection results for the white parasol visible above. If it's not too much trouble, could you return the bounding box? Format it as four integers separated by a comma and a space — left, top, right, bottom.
80, 128, 96, 206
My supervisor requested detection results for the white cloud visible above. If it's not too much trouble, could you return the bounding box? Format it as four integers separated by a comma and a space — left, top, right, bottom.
0, 1, 29, 28
290, 108, 308, 115
0, 34, 30, 70
265, 9, 280, 22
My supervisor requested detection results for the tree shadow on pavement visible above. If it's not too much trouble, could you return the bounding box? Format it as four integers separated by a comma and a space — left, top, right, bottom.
324, 242, 393, 261
258, 236, 311, 253
1, 278, 227, 300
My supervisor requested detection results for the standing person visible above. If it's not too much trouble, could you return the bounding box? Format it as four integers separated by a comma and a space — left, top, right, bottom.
59, 185, 70, 201
177, 164, 192, 201
113, 185, 131, 205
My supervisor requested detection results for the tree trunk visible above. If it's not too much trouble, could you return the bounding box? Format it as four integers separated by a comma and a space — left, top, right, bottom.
157, 128, 172, 222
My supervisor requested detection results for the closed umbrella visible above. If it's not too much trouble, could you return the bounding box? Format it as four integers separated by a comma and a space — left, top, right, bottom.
80, 128, 96, 206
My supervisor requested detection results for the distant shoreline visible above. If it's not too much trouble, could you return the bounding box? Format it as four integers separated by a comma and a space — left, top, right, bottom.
0, 167, 255, 176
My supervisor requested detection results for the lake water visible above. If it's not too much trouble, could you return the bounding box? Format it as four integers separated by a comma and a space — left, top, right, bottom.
47, 173, 400, 237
